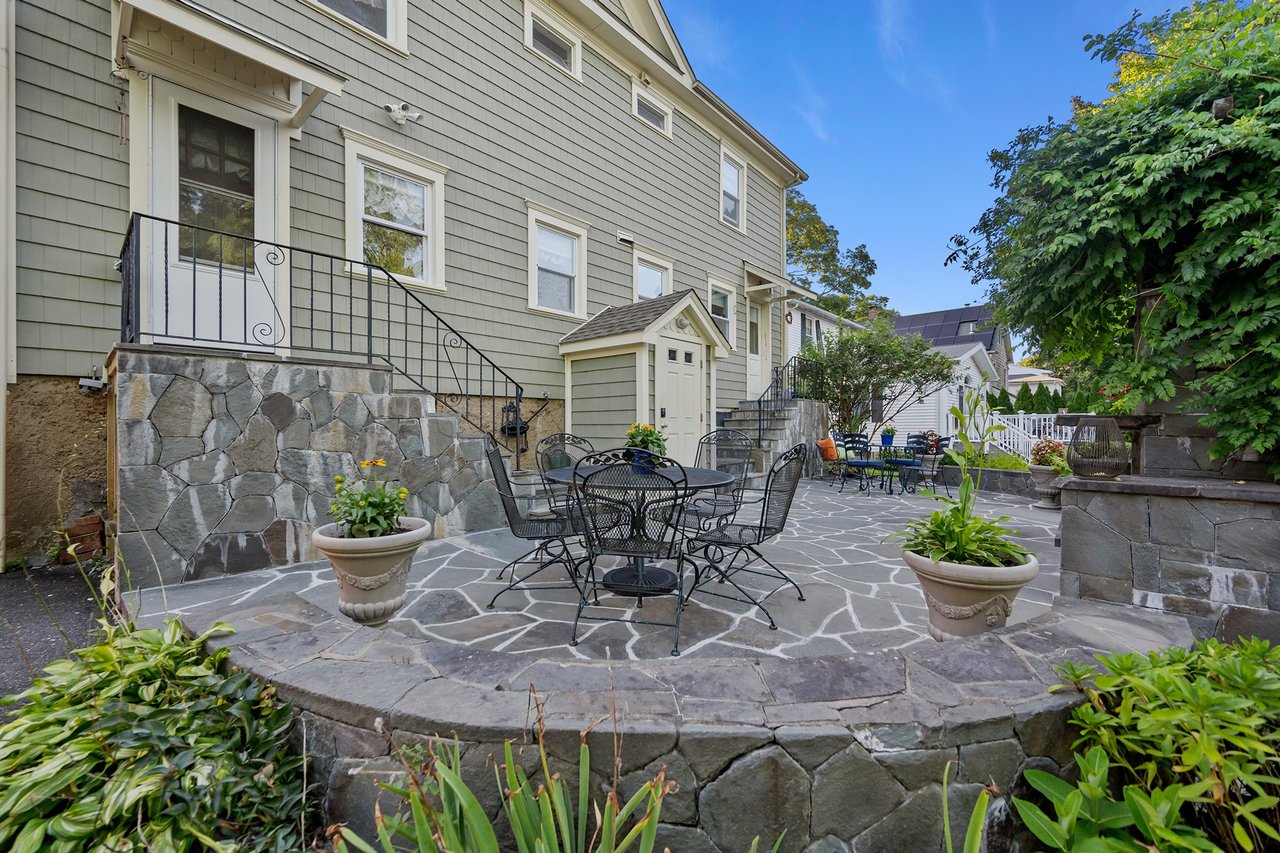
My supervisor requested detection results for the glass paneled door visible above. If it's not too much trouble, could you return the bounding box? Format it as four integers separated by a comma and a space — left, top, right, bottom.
746, 301, 767, 397
150, 83, 280, 348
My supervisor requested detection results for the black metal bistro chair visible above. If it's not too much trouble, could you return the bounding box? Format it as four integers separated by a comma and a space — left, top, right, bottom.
677, 428, 755, 532
837, 434, 885, 494
884, 433, 927, 494
684, 443, 807, 630
569, 451, 692, 656
484, 435, 582, 609
534, 432, 594, 516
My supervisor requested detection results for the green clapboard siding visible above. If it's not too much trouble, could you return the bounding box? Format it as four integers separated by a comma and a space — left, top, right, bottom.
15, 0, 792, 395
570, 352, 636, 449
14, 0, 129, 376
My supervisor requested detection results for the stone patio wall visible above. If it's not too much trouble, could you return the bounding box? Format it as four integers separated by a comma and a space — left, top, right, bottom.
938, 466, 1037, 500
110, 346, 504, 587
1059, 475, 1280, 639
153, 593, 1193, 853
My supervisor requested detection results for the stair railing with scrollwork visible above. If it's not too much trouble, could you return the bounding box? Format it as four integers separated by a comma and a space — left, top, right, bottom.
118, 212, 528, 465
755, 355, 824, 446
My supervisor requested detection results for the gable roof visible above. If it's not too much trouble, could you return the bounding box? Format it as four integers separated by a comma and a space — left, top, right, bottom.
559, 289, 731, 354
894, 305, 998, 350
561, 291, 687, 344
553, 0, 805, 186
931, 342, 996, 380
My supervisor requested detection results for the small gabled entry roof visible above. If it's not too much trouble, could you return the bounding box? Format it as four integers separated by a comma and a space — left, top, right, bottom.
559, 289, 730, 355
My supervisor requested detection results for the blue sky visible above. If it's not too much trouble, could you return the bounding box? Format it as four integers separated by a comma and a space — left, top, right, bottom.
667, 0, 1171, 316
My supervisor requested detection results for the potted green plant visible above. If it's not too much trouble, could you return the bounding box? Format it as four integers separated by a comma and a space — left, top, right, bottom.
624, 422, 667, 467
889, 391, 1039, 641
1028, 438, 1071, 510
311, 458, 431, 626
881, 423, 897, 446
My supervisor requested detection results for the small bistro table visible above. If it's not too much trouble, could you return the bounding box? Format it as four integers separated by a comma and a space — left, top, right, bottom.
544, 464, 734, 594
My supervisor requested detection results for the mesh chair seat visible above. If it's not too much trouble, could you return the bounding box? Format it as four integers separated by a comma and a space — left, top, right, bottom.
570, 452, 691, 656
685, 444, 807, 630
677, 429, 754, 532
484, 435, 583, 609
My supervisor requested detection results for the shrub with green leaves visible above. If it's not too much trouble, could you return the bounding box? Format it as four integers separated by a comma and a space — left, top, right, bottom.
1027, 637, 1280, 852
0, 619, 313, 852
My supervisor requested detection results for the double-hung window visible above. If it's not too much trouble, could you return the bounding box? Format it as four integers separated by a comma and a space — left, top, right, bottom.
709, 279, 735, 344
720, 146, 745, 230
634, 249, 673, 301
525, 2, 582, 80
527, 201, 588, 318
342, 128, 448, 291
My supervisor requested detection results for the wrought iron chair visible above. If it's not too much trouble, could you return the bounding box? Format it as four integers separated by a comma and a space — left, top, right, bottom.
837, 434, 885, 494
684, 443, 807, 630
534, 432, 594, 516
678, 429, 755, 532
569, 451, 691, 656
484, 435, 582, 609
885, 433, 928, 494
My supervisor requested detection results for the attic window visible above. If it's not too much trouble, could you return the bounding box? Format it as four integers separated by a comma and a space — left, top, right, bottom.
959, 321, 977, 335
632, 81, 673, 137
525, 4, 581, 80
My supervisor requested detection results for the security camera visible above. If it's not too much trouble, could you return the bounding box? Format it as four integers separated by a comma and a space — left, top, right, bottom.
383, 102, 423, 126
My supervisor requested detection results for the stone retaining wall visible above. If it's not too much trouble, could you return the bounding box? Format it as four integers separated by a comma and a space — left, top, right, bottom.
144, 590, 1192, 853
938, 466, 1037, 500
110, 346, 505, 587
1059, 475, 1280, 639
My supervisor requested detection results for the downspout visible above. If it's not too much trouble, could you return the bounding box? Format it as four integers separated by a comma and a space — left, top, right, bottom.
0, 0, 16, 561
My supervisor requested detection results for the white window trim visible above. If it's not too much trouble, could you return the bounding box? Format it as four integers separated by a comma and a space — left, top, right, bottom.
632, 247, 673, 303
719, 143, 747, 232
524, 1, 582, 82
631, 79, 673, 138
708, 276, 736, 349
297, 0, 408, 55
526, 199, 589, 320
342, 127, 448, 292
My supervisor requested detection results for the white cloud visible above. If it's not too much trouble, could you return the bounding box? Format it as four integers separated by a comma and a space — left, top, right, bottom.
668, 8, 731, 72
875, 0, 910, 60
979, 0, 998, 48
793, 67, 833, 143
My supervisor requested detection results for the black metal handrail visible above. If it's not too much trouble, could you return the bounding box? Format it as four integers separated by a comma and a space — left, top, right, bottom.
755, 355, 825, 446
118, 212, 527, 465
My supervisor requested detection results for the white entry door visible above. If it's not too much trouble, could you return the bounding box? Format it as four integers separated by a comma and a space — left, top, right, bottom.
657, 337, 705, 464
745, 301, 769, 397
150, 82, 280, 348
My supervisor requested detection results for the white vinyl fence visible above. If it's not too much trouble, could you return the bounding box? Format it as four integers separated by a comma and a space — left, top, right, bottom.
989, 413, 1077, 460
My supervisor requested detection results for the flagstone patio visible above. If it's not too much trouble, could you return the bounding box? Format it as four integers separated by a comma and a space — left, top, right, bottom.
135, 481, 1061, 660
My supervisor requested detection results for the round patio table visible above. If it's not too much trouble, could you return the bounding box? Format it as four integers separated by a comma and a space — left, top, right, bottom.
544, 464, 734, 594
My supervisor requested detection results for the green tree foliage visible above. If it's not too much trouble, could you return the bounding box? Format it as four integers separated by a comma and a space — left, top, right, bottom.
1049, 389, 1064, 411
1013, 384, 1035, 413
1031, 383, 1053, 413
948, 1, 1280, 477
802, 319, 955, 433
787, 189, 893, 322
996, 387, 1015, 413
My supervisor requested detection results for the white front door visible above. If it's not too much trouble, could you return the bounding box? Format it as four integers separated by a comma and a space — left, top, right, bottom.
657, 337, 705, 464
745, 300, 769, 397
149, 82, 280, 348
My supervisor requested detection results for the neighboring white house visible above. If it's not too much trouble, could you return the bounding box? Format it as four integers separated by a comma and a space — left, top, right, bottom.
1007, 365, 1065, 396
888, 343, 995, 439
785, 300, 860, 362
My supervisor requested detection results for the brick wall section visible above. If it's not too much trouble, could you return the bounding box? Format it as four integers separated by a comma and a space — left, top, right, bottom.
1059, 475, 1280, 639
110, 346, 505, 586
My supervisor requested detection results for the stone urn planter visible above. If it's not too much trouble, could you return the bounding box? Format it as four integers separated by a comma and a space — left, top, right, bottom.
312, 517, 432, 626
900, 549, 1040, 641
1028, 464, 1063, 510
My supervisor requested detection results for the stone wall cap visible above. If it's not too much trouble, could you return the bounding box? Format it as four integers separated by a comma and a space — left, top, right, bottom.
1060, 474, 1280, 504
